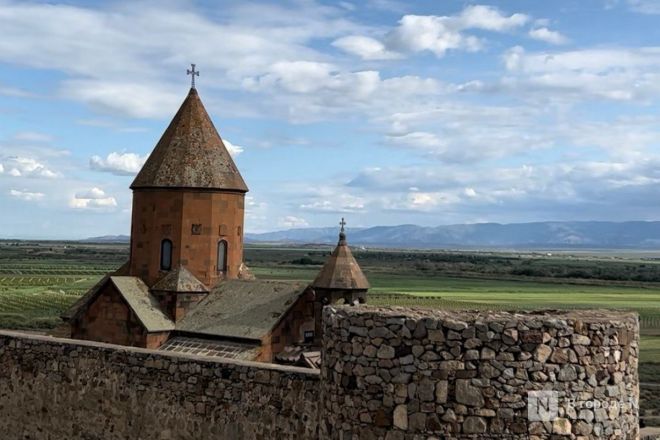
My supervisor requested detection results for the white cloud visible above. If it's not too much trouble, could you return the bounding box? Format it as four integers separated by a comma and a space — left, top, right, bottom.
0, 157, 59, 178
500, 45, 660, 102
9, 189, 45, 201
332, 35, 401, 60
332, 5, 531, 61
528, 27, 569, 45
342, 5, 530, 59
69, 187, 117, 210
0, 164, 3, 173
0, 1, 363, 119
341, 150, 660, 222
278, 216, 310, 228
385, 14, 483, 57
75, 187, 108, 200
89, 152, 147, 176
243, 61, 380, 99
381, 102, 551, 162
223, 140, 244, 157
458, 5, 529, 31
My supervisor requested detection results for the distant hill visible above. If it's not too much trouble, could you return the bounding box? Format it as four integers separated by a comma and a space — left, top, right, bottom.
245, 221, 660, 249
81, 235, 130, 243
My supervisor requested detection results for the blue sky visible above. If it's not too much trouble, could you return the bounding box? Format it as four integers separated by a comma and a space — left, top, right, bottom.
2, 0, 660, 238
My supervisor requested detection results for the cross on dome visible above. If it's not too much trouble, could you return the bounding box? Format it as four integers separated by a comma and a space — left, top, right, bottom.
187, 63, 199, 89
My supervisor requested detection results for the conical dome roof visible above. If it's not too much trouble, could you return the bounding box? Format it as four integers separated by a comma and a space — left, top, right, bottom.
312, 224, 370, 290
131, 88, 248, 192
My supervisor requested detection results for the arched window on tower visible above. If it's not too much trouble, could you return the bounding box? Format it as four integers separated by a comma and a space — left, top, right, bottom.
217, 240, 228, 272
160, 239, 172, 271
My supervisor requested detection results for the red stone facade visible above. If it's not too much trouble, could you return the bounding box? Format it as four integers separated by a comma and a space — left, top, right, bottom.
152, 291, 207, 322
129, 189, 245, 287
258, 289, 317, 362
70, 283, 169, 349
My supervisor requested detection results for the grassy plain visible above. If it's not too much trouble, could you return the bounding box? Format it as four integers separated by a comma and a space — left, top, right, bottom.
2, 241, 660, 351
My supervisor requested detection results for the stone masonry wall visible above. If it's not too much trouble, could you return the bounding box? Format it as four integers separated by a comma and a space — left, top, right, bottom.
0, 306, 640, 440
0, 330, 319, 440
321, 306, 639, 440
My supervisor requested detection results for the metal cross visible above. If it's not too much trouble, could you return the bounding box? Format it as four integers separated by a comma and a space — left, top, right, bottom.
187, 63, 199, 89
339, 217, 346, 232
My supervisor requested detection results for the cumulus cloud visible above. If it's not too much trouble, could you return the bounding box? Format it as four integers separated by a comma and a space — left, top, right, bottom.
90, 152, 147, 176
0, 157, 59, 178
9, 189, 45, 201
332, 35, 400, 60
336, 5, 529, 60
528, 27, 569, 45
69, 187, 117, 210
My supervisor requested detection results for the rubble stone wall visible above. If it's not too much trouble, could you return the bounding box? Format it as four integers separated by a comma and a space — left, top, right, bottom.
0, 330, 319, 440
0, 306, 640, 440
321, 306, 639, 440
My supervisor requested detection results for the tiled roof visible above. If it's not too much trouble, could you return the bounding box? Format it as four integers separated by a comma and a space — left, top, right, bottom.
131, 88, 248, 192
110, 276, 175, 332
151, 266, 208, 293
176, 280, 306, 340
312, 231, 370, 290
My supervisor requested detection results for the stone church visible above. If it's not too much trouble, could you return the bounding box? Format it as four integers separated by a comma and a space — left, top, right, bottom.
61, 80, 369, 365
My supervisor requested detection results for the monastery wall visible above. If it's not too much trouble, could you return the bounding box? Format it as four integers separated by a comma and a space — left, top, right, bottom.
0, 330, 319, 440
0, 306, 640, 440
321, 306, 640, 440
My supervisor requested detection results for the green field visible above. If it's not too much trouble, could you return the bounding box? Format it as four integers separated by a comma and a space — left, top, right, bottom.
254, 266, 660, 362
0, 242, 123, 329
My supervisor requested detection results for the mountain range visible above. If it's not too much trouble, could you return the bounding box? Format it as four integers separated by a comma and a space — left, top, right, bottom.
243, 221, 660, 249
82, 222, 660, 249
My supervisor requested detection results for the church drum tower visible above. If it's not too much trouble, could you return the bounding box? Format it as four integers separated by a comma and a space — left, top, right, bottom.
128, 86, 248, 288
